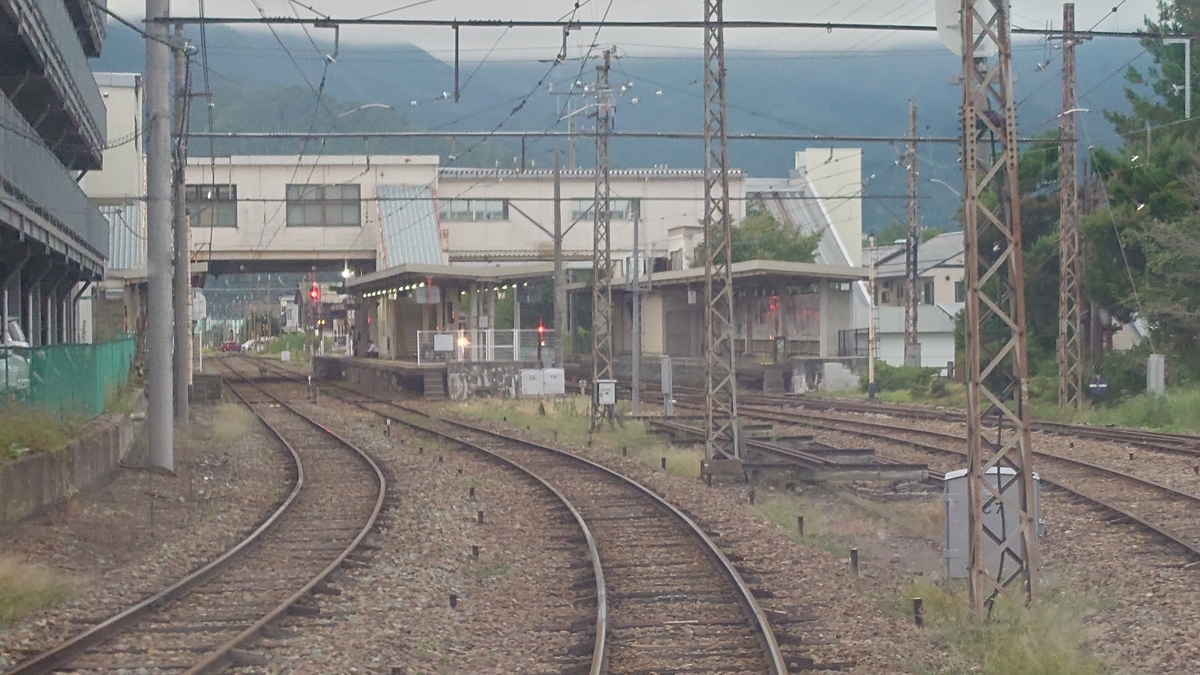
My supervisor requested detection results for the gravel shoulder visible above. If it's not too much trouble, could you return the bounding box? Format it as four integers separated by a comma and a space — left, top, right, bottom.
804, 414, 1200, 674
0, 401, 291, 668
236, 395, 586, 674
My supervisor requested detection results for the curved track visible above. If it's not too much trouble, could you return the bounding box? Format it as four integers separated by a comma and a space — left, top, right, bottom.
7, 361, 387, 675
248, 356, 789, 674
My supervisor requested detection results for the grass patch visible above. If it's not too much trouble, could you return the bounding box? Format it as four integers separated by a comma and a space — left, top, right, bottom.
453, 395, 704, 478
888, 580, 1104, 675
0, 404, 80, 461
180, 403, 252, 453
752, 493, 859, 557
1033, 387, 1200, 433
474, 563, 511, 581
0, 556, 75, 627
104, 380, 142, 415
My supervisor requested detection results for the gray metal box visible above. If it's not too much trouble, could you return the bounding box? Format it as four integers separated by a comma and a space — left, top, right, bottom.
943, 467, 1041, 579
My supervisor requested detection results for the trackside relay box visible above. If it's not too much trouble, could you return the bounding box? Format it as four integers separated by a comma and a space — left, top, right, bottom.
943, 467, 1041, 579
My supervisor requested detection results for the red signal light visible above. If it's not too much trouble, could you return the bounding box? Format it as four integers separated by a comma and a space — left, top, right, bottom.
309, 284, 320, 301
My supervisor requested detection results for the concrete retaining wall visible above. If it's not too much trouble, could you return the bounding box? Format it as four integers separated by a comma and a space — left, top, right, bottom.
446, 362, 523, 400
1, 406, 143, 522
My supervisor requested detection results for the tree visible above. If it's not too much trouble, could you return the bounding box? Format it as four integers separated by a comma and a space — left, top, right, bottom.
694, 207, 823, 266
731, 207, 824, 263
1080, 0, 1200, 382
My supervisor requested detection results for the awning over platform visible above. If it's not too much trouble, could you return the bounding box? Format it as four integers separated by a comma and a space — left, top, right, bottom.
348, 262, 555, 296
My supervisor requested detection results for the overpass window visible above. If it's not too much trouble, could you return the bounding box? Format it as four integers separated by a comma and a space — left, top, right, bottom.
286, 184, 361, 227
570, 198, 640, 221
186, 184, 237, 227
438, 199, 508, 221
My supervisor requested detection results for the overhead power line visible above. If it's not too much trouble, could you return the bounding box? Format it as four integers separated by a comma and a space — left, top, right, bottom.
152, 16, 1183, 40
179, 129, 1067, 145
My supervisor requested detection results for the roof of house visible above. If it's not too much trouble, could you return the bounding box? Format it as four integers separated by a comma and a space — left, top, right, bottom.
871, 232, 963, 278
377, 184, 443, 267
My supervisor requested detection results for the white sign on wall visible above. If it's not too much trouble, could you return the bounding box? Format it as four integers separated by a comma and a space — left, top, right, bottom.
433, 333, 455, 352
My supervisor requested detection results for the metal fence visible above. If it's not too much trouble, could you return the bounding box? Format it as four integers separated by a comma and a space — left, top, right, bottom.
415, 329, 554, 364
1, 337, 136, 419
838, 328, 870, 358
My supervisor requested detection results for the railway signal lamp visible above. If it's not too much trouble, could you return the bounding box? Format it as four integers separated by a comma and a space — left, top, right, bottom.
309, 283, 320, 302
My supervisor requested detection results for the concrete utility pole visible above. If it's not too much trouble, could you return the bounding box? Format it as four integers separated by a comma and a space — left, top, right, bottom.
961, 0, 1038, 613
631, 201, 642, 414
1058, 3, 1084, 410
703, 0, 741, 460
904, 100, 921, 368
553, 148, 565, 368
590, 48, 615, 430
867, 236, 878, 400
173, 24, 191, 431
146, 0, 174, 471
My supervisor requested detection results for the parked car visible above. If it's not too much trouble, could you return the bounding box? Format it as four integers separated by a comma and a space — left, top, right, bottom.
220, 340, 241, 353
1, 319, 31, 392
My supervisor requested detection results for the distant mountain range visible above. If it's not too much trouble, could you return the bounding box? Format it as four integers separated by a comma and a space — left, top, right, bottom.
93, 22, 1148, 232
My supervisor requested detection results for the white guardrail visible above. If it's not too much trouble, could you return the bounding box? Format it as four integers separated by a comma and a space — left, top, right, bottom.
416, 329, 554, 365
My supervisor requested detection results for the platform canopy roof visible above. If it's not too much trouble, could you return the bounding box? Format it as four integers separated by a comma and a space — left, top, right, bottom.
348, 262, 554, 296
608, 260, 866, 290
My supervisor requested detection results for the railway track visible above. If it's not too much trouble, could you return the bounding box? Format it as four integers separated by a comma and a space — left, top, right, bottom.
760, 393, 1200, 456
719, 399, 1200, 563
243, 356, 794, 674
7, 360, 387, 675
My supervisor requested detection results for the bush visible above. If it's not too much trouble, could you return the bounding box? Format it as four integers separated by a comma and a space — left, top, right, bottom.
929, 376, 950, 398
863, 361, 940, 394
0, 405, 74, 459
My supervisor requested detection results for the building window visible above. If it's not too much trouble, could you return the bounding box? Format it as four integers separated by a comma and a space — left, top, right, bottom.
186, 184, 237, 227
923, 280, 935, 305
954, 281, 965, 303
669, 249, 684, 270
286, 184, 361, 227
571, 198, 640, 221
438, 199, 508, 221
881, 291, 891, 304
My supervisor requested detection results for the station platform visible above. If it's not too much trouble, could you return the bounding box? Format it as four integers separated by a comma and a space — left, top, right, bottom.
313, 356, 543, 400
313, 356, 448, 400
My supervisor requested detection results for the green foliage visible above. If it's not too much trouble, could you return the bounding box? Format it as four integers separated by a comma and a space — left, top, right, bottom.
862, 361, 940, 395
732, 207, 823, 263
695, 207, 822, 266
0, 404, 75, 460
0, 557, 74, 627
888, 581, 1104, 675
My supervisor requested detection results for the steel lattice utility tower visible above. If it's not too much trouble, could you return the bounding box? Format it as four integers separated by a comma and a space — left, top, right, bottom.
703, 0, 740, 460
1057, 3, 1083, 409
590, 49, 615, 430
960, 0, 1039, 613
904, 100, 921, 367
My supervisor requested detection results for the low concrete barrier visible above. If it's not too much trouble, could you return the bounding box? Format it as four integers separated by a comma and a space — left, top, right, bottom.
1, 397, 145, 522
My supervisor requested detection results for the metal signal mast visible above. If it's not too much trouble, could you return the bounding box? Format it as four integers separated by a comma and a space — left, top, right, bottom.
590, 48, 615, 429
1058, 3, 1084, 409
960, 0, 1039, 613
904, 100, 921, 367
703, 0, 740, 460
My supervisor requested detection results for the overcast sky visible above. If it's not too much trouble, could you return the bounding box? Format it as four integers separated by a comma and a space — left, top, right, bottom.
110, 1, 1163, 61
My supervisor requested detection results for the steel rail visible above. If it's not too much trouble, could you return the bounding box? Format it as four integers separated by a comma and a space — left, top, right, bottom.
734, 403, 1200, 562
181, 360, 388, 674
5, 369, 307, 675
231, 355, 607, 674
255, 358, 786, 674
